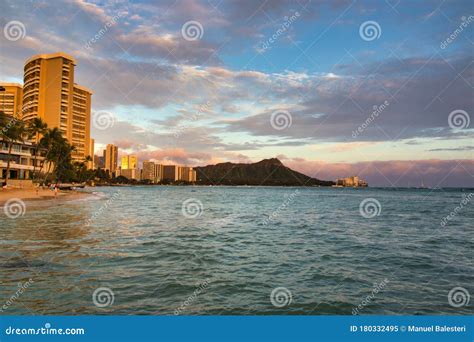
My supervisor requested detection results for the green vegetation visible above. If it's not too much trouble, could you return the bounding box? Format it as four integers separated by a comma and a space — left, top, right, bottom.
0, 111, 94, 184
195, 158, 335, 186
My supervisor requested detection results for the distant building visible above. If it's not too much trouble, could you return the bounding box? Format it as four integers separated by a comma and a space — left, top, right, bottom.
121, 155, 137, 170
0, 83, 23, 118
163, 165, 179, 182
336, 176, 367, 187
120, 155, 140, 180
140, 162, 196, 183
155, 163, 163, 182
104, 144, 118, 175
88, 138, 94, 169
94, 155, 104, 169
142, 161, 156, 182
120, 168, 141, 181
178, 166, 197, 182
121, 156, 128, 169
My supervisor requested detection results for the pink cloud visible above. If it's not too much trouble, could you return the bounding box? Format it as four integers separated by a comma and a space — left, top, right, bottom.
280, 158, 474, 187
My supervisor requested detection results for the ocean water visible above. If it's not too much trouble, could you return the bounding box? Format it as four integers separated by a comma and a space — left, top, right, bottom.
1, 186, 472, 315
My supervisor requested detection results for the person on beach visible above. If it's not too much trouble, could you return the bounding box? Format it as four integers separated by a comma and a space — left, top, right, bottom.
54, 185, 58, 198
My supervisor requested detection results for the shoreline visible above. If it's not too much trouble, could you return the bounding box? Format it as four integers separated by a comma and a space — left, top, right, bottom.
0, 188, 91, 206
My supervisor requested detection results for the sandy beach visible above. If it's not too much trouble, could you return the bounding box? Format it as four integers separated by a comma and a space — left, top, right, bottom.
0, 187, 90, 206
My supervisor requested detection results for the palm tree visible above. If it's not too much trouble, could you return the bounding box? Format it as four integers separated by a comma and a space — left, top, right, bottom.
27, 117, 48, 180
0, 111, 26, 184
39, 127, 64, 183
49, 133, 75, 183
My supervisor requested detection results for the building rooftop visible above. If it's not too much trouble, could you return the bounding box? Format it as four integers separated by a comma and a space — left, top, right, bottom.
73, 83, 93, 94
25, 52, 76, 66
0, 82, 23, 88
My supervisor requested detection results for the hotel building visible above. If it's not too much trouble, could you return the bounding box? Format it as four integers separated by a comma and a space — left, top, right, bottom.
178, 166, 197, 182
120, 155, 140, 180
142, 161, 164, 183
0, 83, 23, 118
88, 138, 95, 169
22, 52, 92, 163
142, 161, 156, 182
121, 155, 138, 170
140, 163, 197, 183
120, 168, 141, 181
103, 144, 118, 175
163, 165, 179, 182
155, 164, 164, 181
335, 176, 367, 187
1, 140, 44, 182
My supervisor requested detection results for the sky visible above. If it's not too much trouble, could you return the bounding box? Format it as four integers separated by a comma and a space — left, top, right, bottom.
0, 0, 473, 186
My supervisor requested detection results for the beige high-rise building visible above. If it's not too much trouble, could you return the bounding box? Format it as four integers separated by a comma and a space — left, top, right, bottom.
120, 168, 141, 181
178, 166, 197, 182
190, 168, 196, 182
121, 155, 139, 181
155, 164, 163, 182
22, 52, 92, 161
121, 155, 129, 170
163, 165, 179, 181
141, 162, 164, 183
0, 83, 23, 118
121, 155, 138, 170
88, 138, 95, 169
142, 161, 155, 181
104, 144, 118, 174
72, 84, 92, 161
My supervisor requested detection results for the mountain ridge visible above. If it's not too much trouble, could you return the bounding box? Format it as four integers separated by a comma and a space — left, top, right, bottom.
195, 158, 334, 186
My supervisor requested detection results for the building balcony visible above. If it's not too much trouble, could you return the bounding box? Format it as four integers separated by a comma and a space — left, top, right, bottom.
0, 161, 35, 171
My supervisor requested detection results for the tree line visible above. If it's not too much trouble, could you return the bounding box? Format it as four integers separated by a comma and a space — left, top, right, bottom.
0, 111, 94, 184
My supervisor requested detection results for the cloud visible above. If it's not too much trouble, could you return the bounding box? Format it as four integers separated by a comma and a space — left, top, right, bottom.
133, 148, 216, 166
278, 157, 474, 188
428, 146, 474, 152
222, 56, 474, 142
115, 26, 220, 65
71, 0, 114, 24
1, 0, 473, 187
